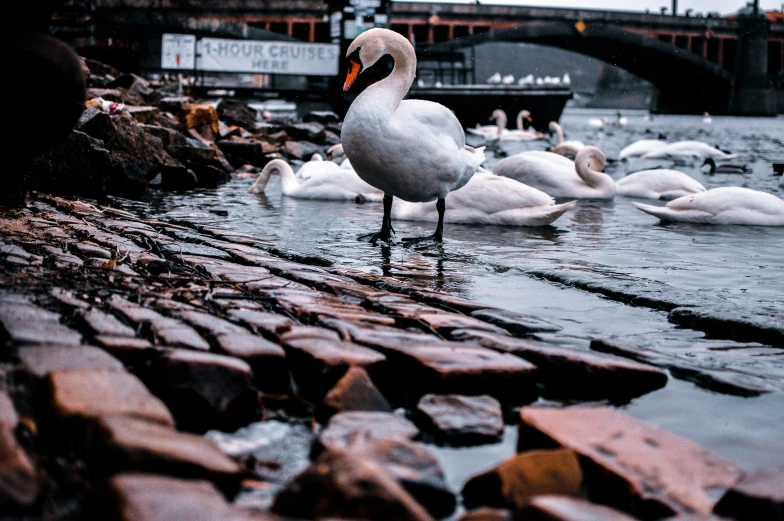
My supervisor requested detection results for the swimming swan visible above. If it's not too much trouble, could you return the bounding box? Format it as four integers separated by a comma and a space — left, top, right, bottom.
492, 146, 615, 199
619, 139, 669, 159
467, 109, 508, 139
633, 187, 784, 226
615, 169, 706, 200
549, 121, 585, 159
341, 28, 486, 242
249, 159, 383, 202
640, 141, 738, 163
499, 110, 548, 142
392, 168, 576, 226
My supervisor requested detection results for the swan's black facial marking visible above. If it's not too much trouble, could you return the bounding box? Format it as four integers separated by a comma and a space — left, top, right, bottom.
345, 53, 395, 94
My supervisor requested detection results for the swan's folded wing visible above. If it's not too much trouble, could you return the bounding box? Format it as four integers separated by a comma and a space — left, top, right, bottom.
397, 99, 466, 147
633, 202, 714, 222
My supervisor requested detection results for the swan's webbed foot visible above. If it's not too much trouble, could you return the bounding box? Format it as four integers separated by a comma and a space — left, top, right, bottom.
360, 225, 395, 244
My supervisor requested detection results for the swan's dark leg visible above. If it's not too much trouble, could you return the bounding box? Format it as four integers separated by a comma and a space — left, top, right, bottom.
361, 193, 395, 243
403, 197, 445, 245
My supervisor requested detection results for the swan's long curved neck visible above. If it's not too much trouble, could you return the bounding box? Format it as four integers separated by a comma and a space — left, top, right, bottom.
496, 114, 508, 137
552, 123, 564, 145
353, 43, 416, 119
249, 159, 299, 194
575, 153, 613, 191
516, 112, 526, 132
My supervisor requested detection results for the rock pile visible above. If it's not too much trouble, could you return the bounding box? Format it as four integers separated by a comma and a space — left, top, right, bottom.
26, 59, 341, 200
0, 194, 781, 521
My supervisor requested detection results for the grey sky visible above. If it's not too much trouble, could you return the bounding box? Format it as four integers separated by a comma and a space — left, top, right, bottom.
406, 0, 783, 16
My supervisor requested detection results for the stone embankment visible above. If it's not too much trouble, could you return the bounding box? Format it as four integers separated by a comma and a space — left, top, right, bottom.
27, 57, 342, 200
0, 194, 781, 521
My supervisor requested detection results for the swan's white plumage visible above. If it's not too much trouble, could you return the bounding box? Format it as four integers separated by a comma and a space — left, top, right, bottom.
392, 168, 575, 226
466, 109, 507, 139
492, 146, 615, 199
294, 155, 342, 181
641, 140, 738, 163
615, 169, 706, 200
342, 28, 484, 203
249, 159, 383, 201
633, 187, 784, 225
619, 139, 668, 159
499, 111, 547, 142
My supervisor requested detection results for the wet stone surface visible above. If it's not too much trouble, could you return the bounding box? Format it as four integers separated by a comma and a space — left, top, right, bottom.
415, 394, 504, 445
0, 179, 781, 521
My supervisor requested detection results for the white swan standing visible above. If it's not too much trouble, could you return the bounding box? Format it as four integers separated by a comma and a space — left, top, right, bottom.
619, 139, 669, 159
549, 121, 585, 160
341, 28, 485, 242
641, 141, 738, 163
499, 110, 547, 142
615, 169, 706, 200
467, 109, 508, 139
249, 159, 383, 202
633, 187, 784, 226
492, 146, 615, 199
392, 168, 575, 226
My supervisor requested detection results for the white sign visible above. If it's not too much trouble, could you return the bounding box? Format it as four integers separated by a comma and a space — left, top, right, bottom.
197, 38, 340, 76
161, 33, 196, 70
350, 0, 381, 8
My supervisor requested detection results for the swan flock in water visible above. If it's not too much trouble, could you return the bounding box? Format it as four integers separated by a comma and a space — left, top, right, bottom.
247, 28, 784, 230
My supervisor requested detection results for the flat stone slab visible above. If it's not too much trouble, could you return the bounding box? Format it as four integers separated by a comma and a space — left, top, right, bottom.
17, 345, 123, 378
107, 296, 210, 350
225, 309, 293, 337
522, 495, 643, 521
318, 411, 420, 453
713, 467, 784, 521
591, 338, 782, 396
91, 415, 242, 483
518, 406, 744, 519
103, 473, 235, 521
364, 340, 537, 403
462, 449, 584, 511
457, 508, 513, 521
0, 300, 83, 345
469, 308, 562, 334
416, 394, 504, 445
454, 330, 667, 401
48, 368, 174, 427
76, 307, 137, 337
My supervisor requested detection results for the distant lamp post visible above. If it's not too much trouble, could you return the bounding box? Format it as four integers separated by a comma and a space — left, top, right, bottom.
660, 6, 668, 15
685, 8, 693, 16
671, 0, 677, 16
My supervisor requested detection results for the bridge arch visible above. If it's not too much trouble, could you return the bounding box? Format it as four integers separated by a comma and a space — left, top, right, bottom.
427, 22, 735, 113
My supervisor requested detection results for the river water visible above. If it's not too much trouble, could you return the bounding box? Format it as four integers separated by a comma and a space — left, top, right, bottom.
147, 108, 784, 497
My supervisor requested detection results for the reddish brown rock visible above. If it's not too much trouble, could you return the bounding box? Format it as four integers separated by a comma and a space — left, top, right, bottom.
318, 411, 420, 453
217, 99, 258, 129
93, 335, 157, 363
713, 467, 784, 521
90, 415, 242, 484
0, 392, 40, 509
518, 407, 744, 519
143, 349, 260, 432
416, 394, 504, 445
281, 335, 386, 400
101, 473, 234, 521
458, 508, 513, 521
462, 449, 584, 511
453, 330, 667, 401
521, 495, 643, 521
349, 436, 456, 519
318, 366, 392, 422
47, 368, 174, 427
272, 448, 436, 521
125, 105, 161, 124
17, 344, 124, 378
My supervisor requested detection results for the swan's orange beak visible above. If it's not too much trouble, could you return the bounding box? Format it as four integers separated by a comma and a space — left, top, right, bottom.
343, 60, 361, 92
526, 115, 532, 122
